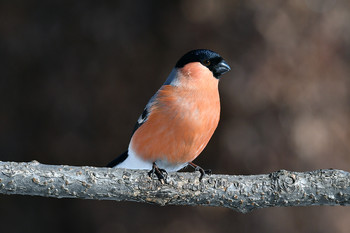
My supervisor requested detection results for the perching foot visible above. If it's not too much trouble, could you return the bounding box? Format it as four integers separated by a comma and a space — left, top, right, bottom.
188, 162, 211, 181
148, 162, 168, 184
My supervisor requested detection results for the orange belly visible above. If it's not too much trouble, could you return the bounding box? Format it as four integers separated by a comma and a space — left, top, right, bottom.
130, 84, 220, 165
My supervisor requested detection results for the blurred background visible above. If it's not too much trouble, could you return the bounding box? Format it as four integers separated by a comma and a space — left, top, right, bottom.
1, 0, 350, 232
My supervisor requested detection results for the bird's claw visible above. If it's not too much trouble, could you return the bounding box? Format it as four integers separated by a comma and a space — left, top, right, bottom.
198, 167, 212, 181
148, 163, 168, 184
189, 162, 211, 181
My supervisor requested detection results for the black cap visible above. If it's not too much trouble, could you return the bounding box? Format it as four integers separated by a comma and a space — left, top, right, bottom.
175, 49, 231, 78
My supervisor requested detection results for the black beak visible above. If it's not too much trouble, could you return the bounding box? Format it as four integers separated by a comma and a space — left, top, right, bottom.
213, 60, 231, 78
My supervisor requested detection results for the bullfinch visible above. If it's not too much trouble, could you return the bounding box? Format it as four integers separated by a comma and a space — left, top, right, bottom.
107, 49, 231, 182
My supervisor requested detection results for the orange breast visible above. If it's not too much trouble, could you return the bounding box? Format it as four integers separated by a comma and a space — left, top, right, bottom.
130, 63, 220, 165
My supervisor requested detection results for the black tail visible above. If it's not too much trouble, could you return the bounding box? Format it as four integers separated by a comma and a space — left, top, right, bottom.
106, 150, 128, 167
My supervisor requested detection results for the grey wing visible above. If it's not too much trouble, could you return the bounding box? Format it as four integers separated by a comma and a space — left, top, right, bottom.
131, 93, 157, 136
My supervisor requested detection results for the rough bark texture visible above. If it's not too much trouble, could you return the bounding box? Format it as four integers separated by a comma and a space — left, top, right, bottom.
0, 161, 349, 213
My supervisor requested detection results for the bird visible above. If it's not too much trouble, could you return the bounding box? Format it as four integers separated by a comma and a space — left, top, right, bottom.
107, 49, 230, 182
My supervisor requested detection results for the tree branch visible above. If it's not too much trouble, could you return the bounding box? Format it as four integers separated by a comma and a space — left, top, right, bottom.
0, 161, 349, 213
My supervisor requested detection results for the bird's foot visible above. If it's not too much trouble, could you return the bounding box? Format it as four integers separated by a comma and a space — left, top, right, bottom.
148, 162, 168, 184
188, 162, 211, 181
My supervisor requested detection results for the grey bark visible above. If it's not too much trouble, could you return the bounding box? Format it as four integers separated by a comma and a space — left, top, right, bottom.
0, 161, 349, 213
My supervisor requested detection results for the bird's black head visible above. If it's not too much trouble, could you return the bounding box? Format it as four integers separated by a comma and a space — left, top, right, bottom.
175, 49, 231, 78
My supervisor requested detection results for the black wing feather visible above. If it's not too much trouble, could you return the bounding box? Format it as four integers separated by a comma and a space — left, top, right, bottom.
106, 150, 128, 167
131, 107, 149, 136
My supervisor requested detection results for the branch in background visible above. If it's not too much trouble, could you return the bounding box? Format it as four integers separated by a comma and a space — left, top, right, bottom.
0, 161, 349, 213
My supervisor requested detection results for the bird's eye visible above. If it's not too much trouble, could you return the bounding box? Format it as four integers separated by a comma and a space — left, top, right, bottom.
203, 60, 211, 66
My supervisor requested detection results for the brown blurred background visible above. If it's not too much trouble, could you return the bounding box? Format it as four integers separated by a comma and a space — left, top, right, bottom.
1, 0, 350, 232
